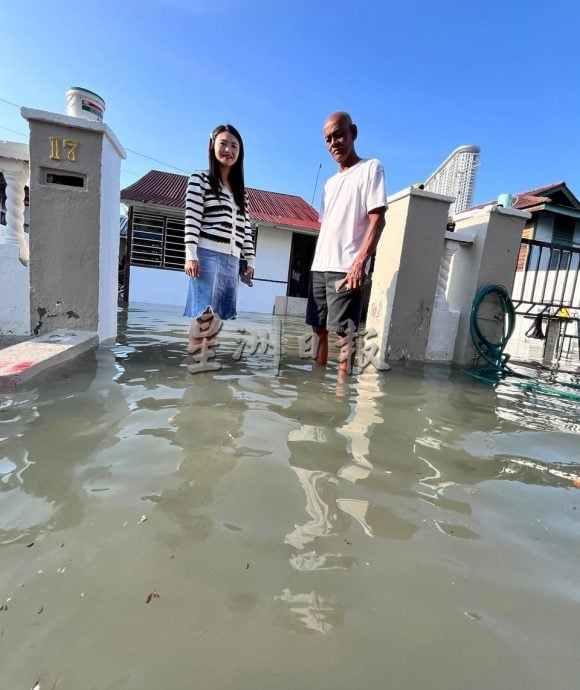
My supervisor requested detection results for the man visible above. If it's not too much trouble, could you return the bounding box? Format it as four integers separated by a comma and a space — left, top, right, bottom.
289, 256, 304, 297
306, 111, 387, 371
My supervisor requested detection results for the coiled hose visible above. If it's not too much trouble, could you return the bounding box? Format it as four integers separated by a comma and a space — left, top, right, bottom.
467, 283, 518, 379
462, 283, 580, 400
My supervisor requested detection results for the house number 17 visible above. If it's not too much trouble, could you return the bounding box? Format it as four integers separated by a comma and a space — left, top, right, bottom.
50, 137, 78, 162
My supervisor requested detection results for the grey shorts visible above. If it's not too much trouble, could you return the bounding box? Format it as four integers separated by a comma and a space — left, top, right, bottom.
306, 271, 365, 333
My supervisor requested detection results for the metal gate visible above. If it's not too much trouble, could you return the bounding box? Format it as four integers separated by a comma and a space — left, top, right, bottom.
512, 238, 580, 358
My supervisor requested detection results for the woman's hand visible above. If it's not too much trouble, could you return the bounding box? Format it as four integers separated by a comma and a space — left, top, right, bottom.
184, 260, 200, 278
244, 265, 254, 278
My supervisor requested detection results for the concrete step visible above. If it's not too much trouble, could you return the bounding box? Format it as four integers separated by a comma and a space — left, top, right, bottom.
0, 329, 98, 389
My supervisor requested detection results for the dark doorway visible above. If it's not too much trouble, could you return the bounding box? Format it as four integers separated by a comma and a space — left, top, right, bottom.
288, 233, 317, 297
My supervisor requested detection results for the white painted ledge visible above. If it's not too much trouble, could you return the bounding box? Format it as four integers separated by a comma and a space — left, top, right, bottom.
0, 329, 98, 388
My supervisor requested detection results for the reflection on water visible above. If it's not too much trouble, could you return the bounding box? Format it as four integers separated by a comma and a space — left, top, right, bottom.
1, 305, 579, 690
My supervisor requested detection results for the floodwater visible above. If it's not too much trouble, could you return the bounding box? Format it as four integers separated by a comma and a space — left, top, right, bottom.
1, 305, 580, 690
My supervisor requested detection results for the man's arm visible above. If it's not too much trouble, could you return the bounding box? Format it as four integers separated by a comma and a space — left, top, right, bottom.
344, 207, 386, 290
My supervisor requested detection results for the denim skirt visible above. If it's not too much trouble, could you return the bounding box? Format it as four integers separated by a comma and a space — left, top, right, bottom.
183, 247, 239, 320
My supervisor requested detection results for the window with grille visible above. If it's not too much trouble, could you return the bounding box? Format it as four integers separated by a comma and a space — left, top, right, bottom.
129, 211, 257, 270
130, 213, 185, 270
165, 218, 187, 269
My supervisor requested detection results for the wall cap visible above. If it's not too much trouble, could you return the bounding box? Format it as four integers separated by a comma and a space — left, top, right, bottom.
454, 205, 531, 222
445, 230, 476, 244
0, 141, 30, 162
20, 107, 126, 159
388, 187, 455, 205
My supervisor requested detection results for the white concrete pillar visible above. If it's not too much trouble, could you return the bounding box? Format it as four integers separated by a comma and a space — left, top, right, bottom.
543, 318, 561, 364
0, 142, 31, 335
425, 231, 476, 362
366, 187, 453, 362
274, 296, 288, 315
0, 243, 30, 336
447, 205, 531, 366
0, 142, 30, 264
425, 237, 461, 362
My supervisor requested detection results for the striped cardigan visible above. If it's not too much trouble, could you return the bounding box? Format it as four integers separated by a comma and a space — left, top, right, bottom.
184, 170, 255, 266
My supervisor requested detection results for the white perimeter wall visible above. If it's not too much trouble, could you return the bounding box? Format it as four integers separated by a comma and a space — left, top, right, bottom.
99, 135, 124, 341
129, 223, 294, 314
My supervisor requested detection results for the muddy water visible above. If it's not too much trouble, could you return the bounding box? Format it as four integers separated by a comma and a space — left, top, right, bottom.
1, 306, 579, 690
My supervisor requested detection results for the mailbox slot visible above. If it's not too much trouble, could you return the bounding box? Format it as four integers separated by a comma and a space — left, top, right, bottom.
41, 168, 86, 189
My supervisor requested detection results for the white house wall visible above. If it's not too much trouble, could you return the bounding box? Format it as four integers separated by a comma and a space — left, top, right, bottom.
255, 224, 293, 280
130, 266, 188, 307
129, 223, 296, 315
238, 224, 293, 313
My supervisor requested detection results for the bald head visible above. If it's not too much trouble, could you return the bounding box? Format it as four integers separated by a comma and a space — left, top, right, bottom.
325, 111, 353, 130
323, 111, 359, 170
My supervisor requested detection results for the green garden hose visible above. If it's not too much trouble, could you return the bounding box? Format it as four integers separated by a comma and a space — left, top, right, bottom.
466, 283, 518, 379
462, 284, 580, 401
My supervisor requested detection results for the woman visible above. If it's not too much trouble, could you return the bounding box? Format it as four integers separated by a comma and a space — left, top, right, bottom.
183, 124, 255, 350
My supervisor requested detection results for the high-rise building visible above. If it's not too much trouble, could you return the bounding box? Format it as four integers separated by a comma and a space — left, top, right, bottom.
423, 145, 480, 215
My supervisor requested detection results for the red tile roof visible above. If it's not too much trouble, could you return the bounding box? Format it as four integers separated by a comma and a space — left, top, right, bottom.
121, 170, 320, 231
467, 181, 569, 212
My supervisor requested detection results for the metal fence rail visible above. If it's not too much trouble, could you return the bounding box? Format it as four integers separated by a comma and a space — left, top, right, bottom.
513, 238, 580, 315
513, 238, 580, 359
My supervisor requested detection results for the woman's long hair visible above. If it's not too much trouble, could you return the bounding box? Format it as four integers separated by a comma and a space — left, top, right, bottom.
208, 124, 246, 215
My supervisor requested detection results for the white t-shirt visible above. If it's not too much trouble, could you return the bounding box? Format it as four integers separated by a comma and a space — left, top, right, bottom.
311, 158, 387, 273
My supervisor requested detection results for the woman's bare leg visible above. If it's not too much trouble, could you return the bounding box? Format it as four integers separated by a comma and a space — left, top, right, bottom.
188, 309, 216, 350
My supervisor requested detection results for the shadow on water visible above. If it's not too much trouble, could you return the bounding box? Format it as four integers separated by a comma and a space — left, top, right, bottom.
1, 304, 579, 689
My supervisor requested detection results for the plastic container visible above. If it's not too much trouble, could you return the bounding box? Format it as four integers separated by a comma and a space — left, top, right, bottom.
66, 87, 106, 122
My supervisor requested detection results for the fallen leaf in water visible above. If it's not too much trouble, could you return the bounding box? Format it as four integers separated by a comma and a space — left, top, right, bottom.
146, 591, 160, 603
37, 606, 43, 615
26, 542, 35, 548
31, 681, 40, 690
138, 515, 148, 524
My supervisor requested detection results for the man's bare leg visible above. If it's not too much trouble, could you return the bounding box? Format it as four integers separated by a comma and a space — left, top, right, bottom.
313, 326, 329, 365
337, 331, 357, 374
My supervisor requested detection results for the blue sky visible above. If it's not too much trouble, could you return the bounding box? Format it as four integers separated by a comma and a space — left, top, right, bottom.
2, 0, 579, 209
